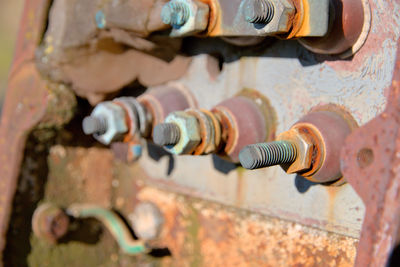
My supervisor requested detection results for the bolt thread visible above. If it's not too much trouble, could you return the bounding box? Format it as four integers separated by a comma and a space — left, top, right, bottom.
82, 116, 108, 135
239, 141, 297, 170
244, 0, 275, 24
161, 2, 190, 27
153, 123, 181, 146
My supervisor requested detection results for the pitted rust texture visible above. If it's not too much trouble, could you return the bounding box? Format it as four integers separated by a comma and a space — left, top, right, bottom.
36, 0, 192, 104
23, 145, 358, 266
46, 146, 114, 207
0, 0, 52, 259
137, 187, 358, 266
340, 37, 400, 267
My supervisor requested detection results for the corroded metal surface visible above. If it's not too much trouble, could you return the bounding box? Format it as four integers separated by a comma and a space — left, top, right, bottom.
37, 0, 192, 104
0, 0, 51, 259
341, 38, 400, 266
2, 0, 400, 265
138, 186, 358, 267
141, 0, 399, 239
26, 146, 358, 266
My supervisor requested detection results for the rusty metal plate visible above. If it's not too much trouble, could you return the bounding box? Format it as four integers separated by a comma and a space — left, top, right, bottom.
25, 146, 358, 266
140, 0, 400, 239
2, 0, 400, 266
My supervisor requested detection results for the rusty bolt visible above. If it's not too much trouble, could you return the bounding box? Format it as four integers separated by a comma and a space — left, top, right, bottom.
129, 202, 164, 241
162, 0, 210, 36
83, 102, 128, 145
153, 123, 181, 146
161, 111, 201, 154
277, 127, 314, 174
32, 203, 70, 244
240, 141, 297, 170
241, 0, 294, 33
240, 126, 314, 173
162, 1, 191, 27
243, 0, 275, 24
82, 116, 108, 135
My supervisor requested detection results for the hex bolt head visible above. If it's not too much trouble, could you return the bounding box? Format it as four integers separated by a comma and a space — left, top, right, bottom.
32, 203, 70, 244
82, 116, 108, 135
161, 1, 191, 28
129, 202, 164, 241
239, 141, 297, 170
86, 102, 129, 145
243, 0, 275, 24
153, 123, 181, 146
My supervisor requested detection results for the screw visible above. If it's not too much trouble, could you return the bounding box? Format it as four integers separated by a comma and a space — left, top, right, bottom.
82, 116, 108, 135
130, 202, 164, 241
153, 123, 181, 146
243, 0, 275, 24
239, 141, 297, 170
32, 204, 70, 244
161, 1, 191, 27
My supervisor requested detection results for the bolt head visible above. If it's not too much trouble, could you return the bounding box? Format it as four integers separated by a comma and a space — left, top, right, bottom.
91, 102, 128, 145
129, 202, 164, 241
269, 0, 294, 33
32, 203, 70, 244
242, 0, 274, 24
161, 4, 173, 25
164, 111, 201, 154
277, 127, 313, 173
167, 0, 210, 37
162, 2, 188, 27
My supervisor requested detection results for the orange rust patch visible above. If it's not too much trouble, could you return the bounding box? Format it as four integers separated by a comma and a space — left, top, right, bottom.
137, 187, 357, 266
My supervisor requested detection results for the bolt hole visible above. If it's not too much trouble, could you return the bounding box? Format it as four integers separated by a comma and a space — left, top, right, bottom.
357, 148, 374, 169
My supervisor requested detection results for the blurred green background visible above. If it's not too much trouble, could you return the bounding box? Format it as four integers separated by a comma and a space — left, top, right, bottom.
0, 1, 24, 105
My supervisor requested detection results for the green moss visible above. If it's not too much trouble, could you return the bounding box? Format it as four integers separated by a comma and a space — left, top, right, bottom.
184, 203, 203, 267
28, 235, 119, 267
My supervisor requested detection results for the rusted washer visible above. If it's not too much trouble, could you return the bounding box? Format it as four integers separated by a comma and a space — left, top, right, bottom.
139, 83, 197, 136
32, 203, 70, 244
186, 109, 221, 155
113, 97, 141, 141
294, 106, 357, 183
198, 0, 219, 35
213, 95, 269, 162
298, 0, 371, 56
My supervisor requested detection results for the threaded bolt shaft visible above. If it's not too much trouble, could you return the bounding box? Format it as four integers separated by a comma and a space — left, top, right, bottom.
243, 0, 275, 24
239, 141, 297, 170
82, 116, 108, 135
161, 2, 191, 27
153, 123, 181, 146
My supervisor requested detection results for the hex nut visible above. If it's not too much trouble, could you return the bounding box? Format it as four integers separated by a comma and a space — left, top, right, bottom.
164, 111, 201, 154
32, 203, 70, 244
267, 0, 295, 33
169, 0, 210, 37
91, 102, 128, 145
277, 127, 313, 173
129, 202, 164, 241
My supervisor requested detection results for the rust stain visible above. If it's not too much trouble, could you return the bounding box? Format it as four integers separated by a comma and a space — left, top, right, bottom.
326, 186, 338, 224
137, 187, 357, 266
235, 171, 246, 207
341, 37, 400, 266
